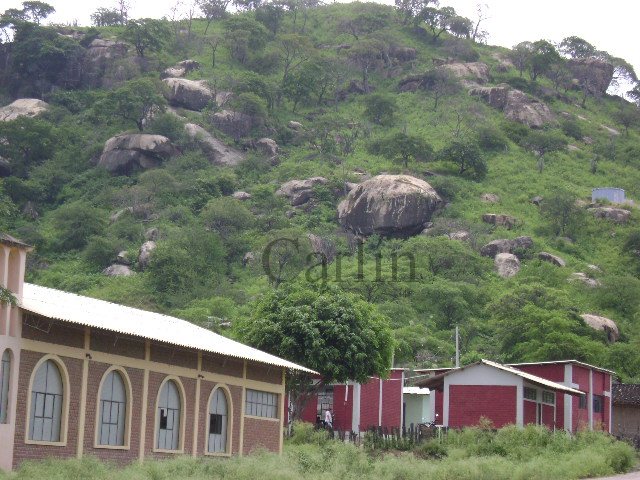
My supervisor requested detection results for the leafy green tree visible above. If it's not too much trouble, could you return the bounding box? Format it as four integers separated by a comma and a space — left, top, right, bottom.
416, 6, 456, 41
521, 130, 567, 173
338, 7, 391, 40
438, 138, 487, 179
613, 103, 640, 135
93, 78, 166, 131
448, 15, 472, 38
347, 39, 386, 93
395, 0, 435, 24
50, 202, 106, 251
200, 197, 254, 240
510, 41, 533, 77
362, 92, 397, 125
255, 2, 285, 35
419, 68, 460, 110
21, 1, 54, 24
278, 33, 313, 84
282, 60, 319, 112
528, 40, 561, 81
0, 117, 55, 177
121, 18, 170, 57
368, 132, 433, 169
145, 230, 226, 306
90, 7, 125, 26
238, 282, 393, 422
196, 0, 230, 34
559, 36, 595, 59
540, 189, 585, 237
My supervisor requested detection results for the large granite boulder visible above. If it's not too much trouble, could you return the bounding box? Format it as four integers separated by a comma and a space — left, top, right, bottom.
211, 109, 255, 139
480, 236, 534, 258
538, 252, 566, 267
495, 253, 520, 278
255, 138, 279, 158
163, 78, 214, 111
277, 177, 328, 206
307, 233, 336, 263
580, 314, 619, 342
138, 240, 157, 270
337, 175, 443, 238
83, 38, 129, 87
98, 134, 177, 174
440, 62, 490, 83
482, 213, 517, 229
389, 46, 417, 62
103, 264, 134, 277
568, 57, 614, 95
0, 99, 49, 121
161, 59, 200, 79
569, 272, 601, 288
589, 207, 631, 223
184, 123, 245, 166
469, 84, 554, 128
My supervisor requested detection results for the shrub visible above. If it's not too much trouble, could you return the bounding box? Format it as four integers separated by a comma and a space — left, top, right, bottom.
475, 125, 509, 152
49, 202, 106, 251
363, 93, 397, 126
414, 440, 448, 459
288, 421, 331, 446
83, 236, 120, 269
561, 118, 584, 141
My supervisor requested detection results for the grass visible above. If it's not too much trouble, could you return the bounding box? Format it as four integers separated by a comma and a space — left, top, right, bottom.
0, 424, 635, 480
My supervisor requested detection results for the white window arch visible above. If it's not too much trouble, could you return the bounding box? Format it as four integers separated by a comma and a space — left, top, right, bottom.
156, 379, 182, 451
98, 369, 128, 447
29, 359, 64, 442
0, 349, 11, 424
207, 387, 231, 454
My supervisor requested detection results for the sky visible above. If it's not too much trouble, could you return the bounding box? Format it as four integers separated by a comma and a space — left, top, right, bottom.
4, 0, 640, 86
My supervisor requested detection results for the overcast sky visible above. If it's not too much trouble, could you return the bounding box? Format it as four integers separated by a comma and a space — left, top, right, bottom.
5, 0, 640, 81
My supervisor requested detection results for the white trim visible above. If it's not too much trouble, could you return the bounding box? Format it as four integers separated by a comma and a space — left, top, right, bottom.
377, 377, 382, 427
564, 364, 573, 432
588, 370, 593, 430
608, 375, 613, 434
516, 381, 523, 427
204, 384, 233, 456
351, 383, 361, 433
508, 360, 615, 375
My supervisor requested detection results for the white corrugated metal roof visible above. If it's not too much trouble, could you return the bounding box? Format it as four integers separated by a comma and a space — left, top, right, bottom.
403, 386, 430, 395
507, 360, 615, 375
482, 360, 584, 395
20, 283, 316, 374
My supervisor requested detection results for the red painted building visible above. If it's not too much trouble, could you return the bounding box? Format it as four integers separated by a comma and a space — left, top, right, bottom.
297, 369, 405, 433
416, 360, 613, 432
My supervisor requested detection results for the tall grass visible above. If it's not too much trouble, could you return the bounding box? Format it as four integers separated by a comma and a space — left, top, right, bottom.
1, 424, 634, 480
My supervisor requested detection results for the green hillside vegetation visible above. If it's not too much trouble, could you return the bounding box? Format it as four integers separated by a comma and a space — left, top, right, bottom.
2, 0, 640, 379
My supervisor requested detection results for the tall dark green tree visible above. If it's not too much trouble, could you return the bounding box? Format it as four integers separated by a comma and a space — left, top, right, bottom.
121, 18, 171, 57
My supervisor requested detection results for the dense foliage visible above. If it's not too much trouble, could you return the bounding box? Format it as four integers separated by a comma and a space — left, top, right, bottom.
1, 1, 640, 382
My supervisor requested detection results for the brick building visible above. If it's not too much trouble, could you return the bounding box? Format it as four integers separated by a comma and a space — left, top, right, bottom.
415, 359, 614, 432
297, 369, 405, 433
0, 235, 314, 471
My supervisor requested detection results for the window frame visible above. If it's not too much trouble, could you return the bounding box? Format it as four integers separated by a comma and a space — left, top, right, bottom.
244, 389, 279, 421
541, 390, 555, 405
205, 384, 233, 457
593, 394, 604, 414
523, 386, 537, 402
0, 349, 11, 424
25, 355, 70, 446
94, 366, 132, 450
153, 376, 186, 453
578, 394, 587, 410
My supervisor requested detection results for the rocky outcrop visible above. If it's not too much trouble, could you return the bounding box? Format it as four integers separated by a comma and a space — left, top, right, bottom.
0, 99, 49, 121
161, 59, 200, 79
288, 121, 304, 130
103, 264, 134, 277
98, 134, 178, 174
482, 214, 517, 229
337, 175, 443, 238
440, 62, 490, 83
184, 123, 245, 166
144, 227, 159, 241
589, 207, 631, 224
568, 57, 614, 95
569, 272, 601, 288
138, 241, 156, 270
277, 177, 328, 206
116, 251, 131, 265
163, 78, 214, 111
495, 253, 520, 278
83, 38, 129, 87
469, 84, 554, 128
390, 46, 417, 62
538, 252, 566, 267
480, 193, 500, 203
531, 196, 543, 206
600, 124, 620, 136
232, 191, 252, 201
307, 233, 336, 263
255, 138, 279, 158
580, 314, 619, 342
211, 109, 255, 139
480, 236, 534, 258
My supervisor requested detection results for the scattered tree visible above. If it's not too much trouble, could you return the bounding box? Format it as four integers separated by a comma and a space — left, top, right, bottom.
196, 0, 230, 35
90, 7, 125, 26
368, 131, 433, 169
362, 92, 397, 125
278, 33, 313, 84
438, 138, 487, 179
528, 40, 561, 81
540, 189, 585, 237
521, 130, 567, 173
121, 18, 171, 57
559, 36, 595, 59
416, 6, 456, 41
21, 1, 54, 24
420, 68, 460, 110
613, 103, 640, 135
346, 39, 386, 93
238, 282, 393, 423
93, 78, 167, 131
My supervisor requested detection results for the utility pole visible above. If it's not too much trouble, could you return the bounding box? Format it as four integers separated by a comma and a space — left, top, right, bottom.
455, 325, 460, 368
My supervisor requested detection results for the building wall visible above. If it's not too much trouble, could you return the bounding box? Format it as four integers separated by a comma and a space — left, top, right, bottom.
8, 318, 287, 470
572, 365, 590, 431
403, 394, 431, 427
448, 385, 517, 428
613, 405, 640, 438
358, 377, 381, 430
332, 384, 353, 432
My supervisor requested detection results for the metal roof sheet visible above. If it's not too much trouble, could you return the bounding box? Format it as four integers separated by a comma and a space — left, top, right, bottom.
403, 386, 430, 395
20, 283, 316, 374
507, 359, 615, 375
416, 360, 584, 396
0, 233, 33, 249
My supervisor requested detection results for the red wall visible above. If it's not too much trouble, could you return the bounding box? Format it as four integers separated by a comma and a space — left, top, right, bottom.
541, 404, 555, 429
435, 390, 443, 422
524, 400, 537, 425
448, 385, 517, 429
573, 366, 590, 431
380, 370, 403, 430
359, 378, 381, 430
332, 384, 353, 431
515, 364, 564, 382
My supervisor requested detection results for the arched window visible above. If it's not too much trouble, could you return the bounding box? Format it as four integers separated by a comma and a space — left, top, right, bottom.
98, 370, 127, 446
29, 360, 63, 442
207, 388, 229, 453
0, 349, 11, 424
156, 380, 181, 450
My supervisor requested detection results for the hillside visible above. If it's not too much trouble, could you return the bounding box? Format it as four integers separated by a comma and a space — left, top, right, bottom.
1, 1, 640, 379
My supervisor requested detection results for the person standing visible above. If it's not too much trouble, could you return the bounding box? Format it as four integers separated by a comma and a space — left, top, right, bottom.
324, 408, 333, 429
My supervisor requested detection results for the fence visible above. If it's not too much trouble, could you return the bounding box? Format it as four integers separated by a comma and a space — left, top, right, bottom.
321, 423, 448, 448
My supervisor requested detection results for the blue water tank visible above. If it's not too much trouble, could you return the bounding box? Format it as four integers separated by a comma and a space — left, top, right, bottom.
592, 188, 625, 203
